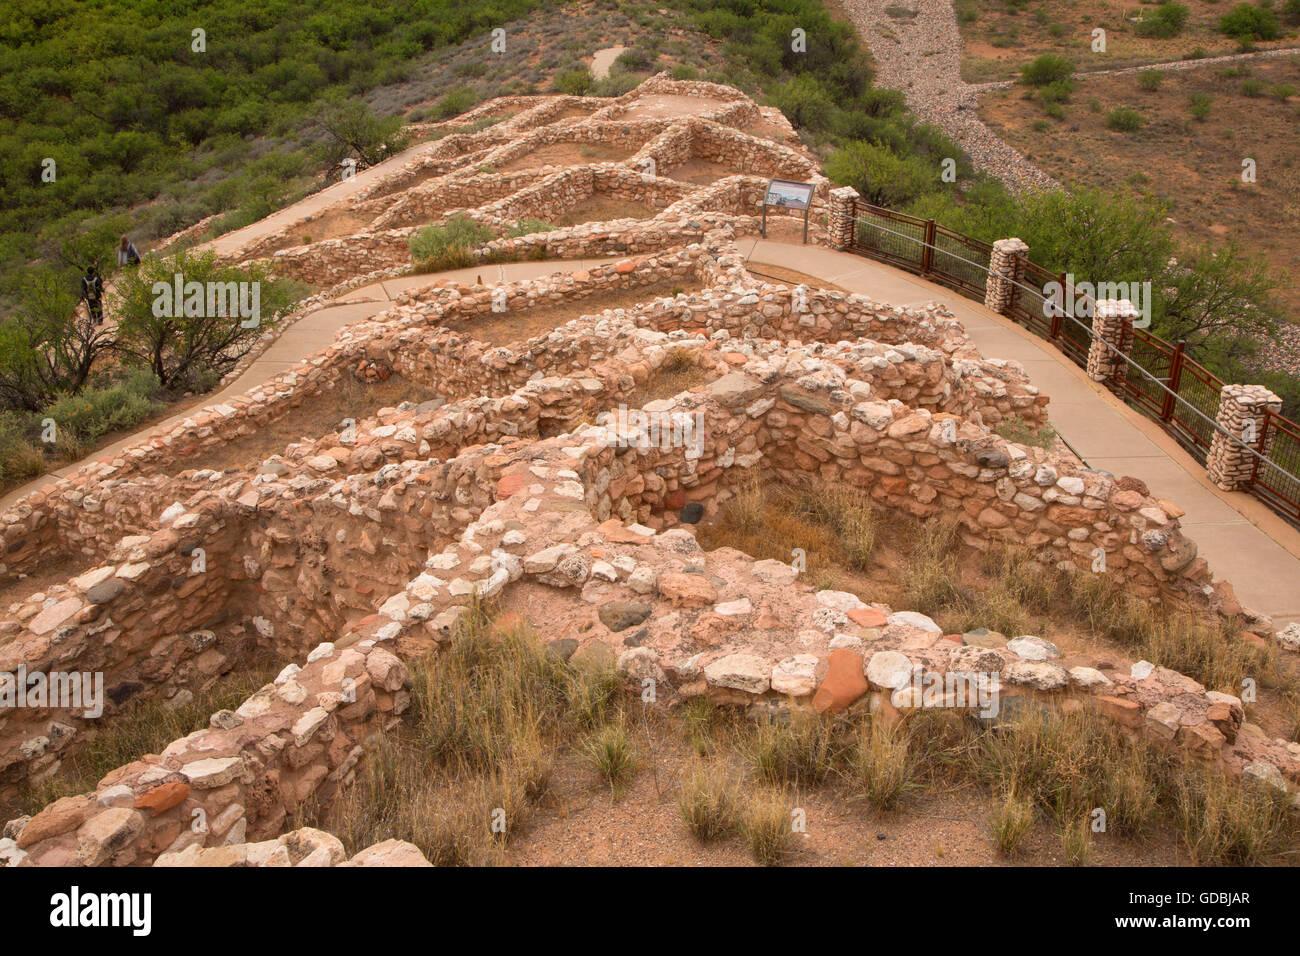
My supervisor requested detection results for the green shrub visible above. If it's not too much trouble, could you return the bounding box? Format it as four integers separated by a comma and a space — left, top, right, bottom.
825, 140, 937, 207
0, 411, 44, 488
1135, 2, 1190, 37
1218, 3, 1280, 41
1020, 54, 1074, 87
1188, 93, 1213, 121
772, 74, 837, 131
433, 86, 480, 120
1106, 107, 1145, 132
670, 64, 700, 81
613, 47, 655, 73
1240, 77, 1266, 96
43, 369, 163, 447
1272, 83, 1298, 101
552, 67, 594, 96
505, 219, 557, 238
1039, 79, 1076, 103
1138, 69, 1164, 92
408, 215, 493, 272
113, 249, 296, 389
590, 73, 640, 97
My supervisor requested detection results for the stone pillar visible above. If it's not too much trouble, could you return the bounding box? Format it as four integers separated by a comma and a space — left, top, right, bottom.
1086, 298, 1137, 385
1206, 384, 1282, 490
827, 186, 859, 250
984, 238, 1028, 315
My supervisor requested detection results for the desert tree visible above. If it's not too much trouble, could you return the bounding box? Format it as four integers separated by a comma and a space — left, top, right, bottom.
113, 249, 294, 390
0, 266, 118, 411
312, 98, 409, 172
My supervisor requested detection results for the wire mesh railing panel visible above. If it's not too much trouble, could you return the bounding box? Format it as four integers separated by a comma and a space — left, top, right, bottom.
930, 226, 990, 297
1170, 358, 1222, 458
1011, 262, 1057, 340
839, 199, 1300, 525
851, 204, 926, 272
1124, 330, 1174, 418
1253, 416, 1300, 522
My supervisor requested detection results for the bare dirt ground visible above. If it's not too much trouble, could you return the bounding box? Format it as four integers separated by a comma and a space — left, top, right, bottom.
495, 142, 635, 172
956, 0, 1300, 83
619, 93, 731, 120
453, 280, 703, 346
661, 158, 748, 185
979, 57, 1300, 321
504, 710, 1189, 866
553, 195, 659, 226
743, 265, 848, 292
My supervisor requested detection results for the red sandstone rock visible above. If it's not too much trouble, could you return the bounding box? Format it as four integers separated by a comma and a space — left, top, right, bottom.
812, 649, 868, 714
656, 572, 718, 608
689, 613, 734, 647
846, 607, 887, 628
1239, 630, 1266, 649
135, 781, 191, 817
1093, 695, 1142, 728
17, 794, 94, 848
496, 473, 526, 499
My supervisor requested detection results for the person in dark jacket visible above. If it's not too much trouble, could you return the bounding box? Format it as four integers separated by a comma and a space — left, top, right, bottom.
81, 265, 105, 325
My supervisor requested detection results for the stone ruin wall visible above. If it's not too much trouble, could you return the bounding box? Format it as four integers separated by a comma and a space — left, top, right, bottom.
4, 74, 1294, 868
0, 448, 508, 805
0, 297, 1216, 813
0, 236, 1084, 592
232, 93, 824, 284
6, 405, 1291, 866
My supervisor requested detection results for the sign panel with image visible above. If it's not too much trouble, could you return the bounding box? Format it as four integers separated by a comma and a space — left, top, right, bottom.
760, 179, 815, 242
763, 179, 815, 211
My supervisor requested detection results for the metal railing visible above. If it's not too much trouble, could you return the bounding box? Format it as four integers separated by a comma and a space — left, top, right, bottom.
844, 198, 1300, 528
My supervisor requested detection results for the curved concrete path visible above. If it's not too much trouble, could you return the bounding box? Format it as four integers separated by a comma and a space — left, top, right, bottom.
745, 238, 1300, 627
0, 258, 616, 511
9, 235, 1297, 625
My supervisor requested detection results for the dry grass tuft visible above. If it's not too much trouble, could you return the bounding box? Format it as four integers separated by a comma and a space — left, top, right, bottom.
740, 787, 797, 866
844, 719, 918, 812
678, 761, 742, 842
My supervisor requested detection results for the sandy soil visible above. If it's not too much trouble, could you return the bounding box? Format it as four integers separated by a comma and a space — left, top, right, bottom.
451, 280, 702, 347
495, 141, 634, 173
504, 709, 1190, 867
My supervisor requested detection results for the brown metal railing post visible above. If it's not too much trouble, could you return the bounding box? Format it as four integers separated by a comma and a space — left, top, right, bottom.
920, 219, 935, 275
1049, 270, 1066, 338
1161, 339, 1185, 423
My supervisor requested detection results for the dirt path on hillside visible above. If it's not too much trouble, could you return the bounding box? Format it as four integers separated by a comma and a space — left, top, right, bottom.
838, 0, 1059, 194
971, 44, 1300, 92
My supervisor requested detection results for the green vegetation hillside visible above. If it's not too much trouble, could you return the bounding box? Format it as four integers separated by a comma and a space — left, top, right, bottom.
0, 0, 547, 270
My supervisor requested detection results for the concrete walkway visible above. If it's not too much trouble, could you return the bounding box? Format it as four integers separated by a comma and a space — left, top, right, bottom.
11, 233, 1297, 625
202, 135, 457, 258
0, 258, 616, 511
745, 238, 1300, 627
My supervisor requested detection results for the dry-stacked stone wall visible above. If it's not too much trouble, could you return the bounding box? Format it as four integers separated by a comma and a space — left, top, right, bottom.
5, 73, 1294, 868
